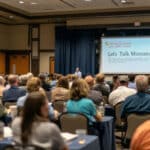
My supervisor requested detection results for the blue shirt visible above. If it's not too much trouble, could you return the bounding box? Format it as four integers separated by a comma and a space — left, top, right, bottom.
121, 92, 150, 119
66, 98, 96, 123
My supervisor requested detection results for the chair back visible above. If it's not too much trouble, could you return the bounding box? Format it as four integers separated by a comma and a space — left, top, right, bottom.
59, 113, 88, 134
114, 102, 123, 127
53, 100, 66, 113
126, 113, 150, 139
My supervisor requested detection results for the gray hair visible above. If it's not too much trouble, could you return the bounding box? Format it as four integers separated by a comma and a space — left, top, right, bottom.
135, 75, 148, 92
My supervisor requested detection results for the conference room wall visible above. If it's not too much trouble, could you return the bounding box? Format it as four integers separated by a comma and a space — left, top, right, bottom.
40, 52, 54, 73
40, 24, 55, 50
0, 24, 9, 49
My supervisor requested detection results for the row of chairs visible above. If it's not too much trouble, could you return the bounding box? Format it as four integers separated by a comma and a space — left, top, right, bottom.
114, 102, 150, 147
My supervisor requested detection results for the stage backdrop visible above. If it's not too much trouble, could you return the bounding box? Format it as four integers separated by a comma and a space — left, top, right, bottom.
55, 27, 97, 76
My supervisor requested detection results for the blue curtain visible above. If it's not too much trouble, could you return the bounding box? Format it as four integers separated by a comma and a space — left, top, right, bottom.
55, 27, 96, 76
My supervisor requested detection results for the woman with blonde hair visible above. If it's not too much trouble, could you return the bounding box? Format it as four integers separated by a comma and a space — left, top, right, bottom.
66, 79, 101, 123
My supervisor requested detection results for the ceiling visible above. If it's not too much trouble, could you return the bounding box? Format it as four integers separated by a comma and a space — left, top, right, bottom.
0, 0, 150, 24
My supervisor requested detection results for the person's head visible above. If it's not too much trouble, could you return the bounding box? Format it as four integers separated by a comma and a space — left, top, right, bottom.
119, 75, 128, 86
76, 67, 79, 72
27, 77, 41, 93
26, 72, 33, 80
0, 76, 5, 86
135, 75, 148, 92
8, 74, 18, 86
84, 75, 94, 88
70, 79, 89, 100
96, 73, 105, 83
71, 74, 78, 81
128, 74, 136, 82
19, 74, 28, 86
57, 76, 69, 89
39, 73, 46, 82
131, 120, 150, 150
21, 92, 49, 144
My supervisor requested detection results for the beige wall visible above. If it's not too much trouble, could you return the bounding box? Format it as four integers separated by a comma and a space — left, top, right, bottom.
0, 24, 9, 49
40, 24, 55, 50
40, 52, 54, 73
8, 25, 30, 50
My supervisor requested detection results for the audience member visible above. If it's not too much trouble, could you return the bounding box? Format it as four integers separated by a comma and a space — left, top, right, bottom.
0, 76, 5, 97
93, 73, 110, 97
18, 74, 28, 91
12, 92, 68, 150
111, 75, 120, 91
130, 120, 150, 150
128, 74, 136, 89
85, 75, 103, 105
109, 75, 136, 106
66, 79, 102, 124
17, 77, 41, 107
2, 74, 26, 102
51, 77, 70, 102
39, 73, 51, 91
121, 75, 150, 119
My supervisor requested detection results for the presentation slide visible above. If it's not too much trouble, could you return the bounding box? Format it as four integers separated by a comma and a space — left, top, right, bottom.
100, 37, 150, 74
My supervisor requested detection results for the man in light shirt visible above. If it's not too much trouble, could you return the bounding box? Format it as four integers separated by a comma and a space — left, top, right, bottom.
74, 67, 82, 78
108, 75, 136, 106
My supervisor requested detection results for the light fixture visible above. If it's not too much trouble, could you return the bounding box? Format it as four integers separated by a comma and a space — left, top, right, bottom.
19, 1, 24, 4
9, 16, 14, 19
31, 2, 37, 5
84, 0, 92, 2
121, 0, 127, 3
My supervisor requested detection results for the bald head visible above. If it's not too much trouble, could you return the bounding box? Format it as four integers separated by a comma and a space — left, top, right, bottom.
85, 75, 94, 88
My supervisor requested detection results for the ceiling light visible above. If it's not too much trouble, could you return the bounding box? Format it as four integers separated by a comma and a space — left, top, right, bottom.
9, 16, 14, 19
84, 0, 92, 2
31, 2, 37, 5
121, 0, 127, 3
19, 1, 24, 4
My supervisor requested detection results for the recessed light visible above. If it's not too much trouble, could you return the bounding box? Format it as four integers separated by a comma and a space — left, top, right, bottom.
31, 2, 37, 5
19, 1, 24, 4
84, 0, 92, 2
9, 16, 14, 19
121, 0, 127, 3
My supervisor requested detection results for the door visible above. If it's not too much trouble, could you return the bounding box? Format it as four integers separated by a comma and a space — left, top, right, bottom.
0, 52, 5, 74
9, 55, 29, 74
49, 57, 55, 74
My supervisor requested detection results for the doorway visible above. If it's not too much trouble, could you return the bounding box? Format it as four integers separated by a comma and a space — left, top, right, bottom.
9, 54, 30, 74
49, 57, 55, 74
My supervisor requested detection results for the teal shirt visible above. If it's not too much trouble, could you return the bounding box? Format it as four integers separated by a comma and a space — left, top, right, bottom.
66, 98, 97, 122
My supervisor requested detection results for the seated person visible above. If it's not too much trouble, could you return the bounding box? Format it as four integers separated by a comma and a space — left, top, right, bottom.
3, 74, 26, 103
17, 77, 58, 120
66, 79, 102, 124
51, 77, 70, 102
12, 92, 68, 150
121, 75, 150, 120
93, 73, 110, 97
85, 75, 103, 106
109, 75, 136, 106
0, 76, 5, 97
130, 120, 150, 150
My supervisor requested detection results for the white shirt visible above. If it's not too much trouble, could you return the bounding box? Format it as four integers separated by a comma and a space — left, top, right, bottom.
75, 71, 82, 78
108, 86, 136, 106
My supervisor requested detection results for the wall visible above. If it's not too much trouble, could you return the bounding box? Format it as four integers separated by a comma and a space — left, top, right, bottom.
0, 24, 8, 49
8, 25, 30, 50
40, 24, 55, 50
39, 52, 54, 73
